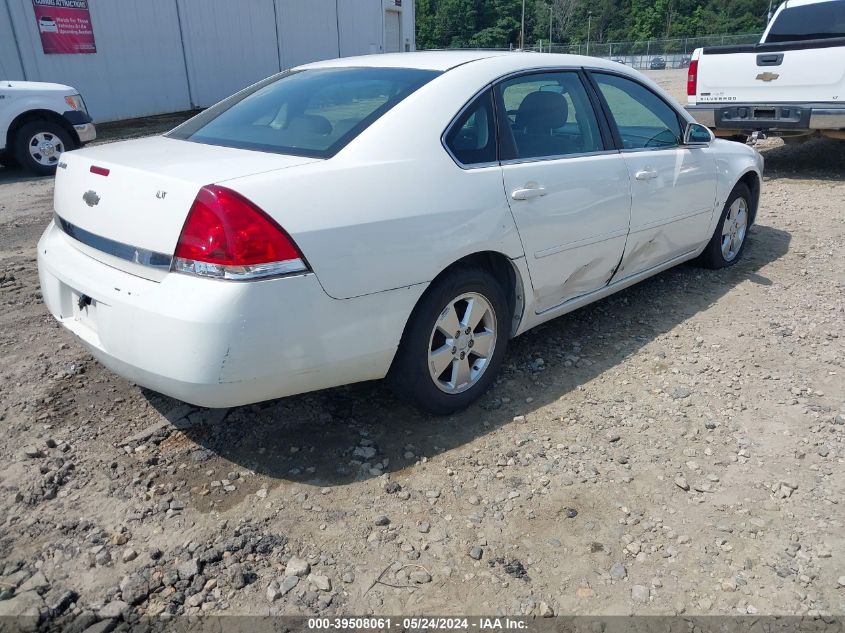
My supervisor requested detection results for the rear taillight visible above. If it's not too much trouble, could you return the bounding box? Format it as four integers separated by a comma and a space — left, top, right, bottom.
173, 185, 308, 280
687, 59, 698, 96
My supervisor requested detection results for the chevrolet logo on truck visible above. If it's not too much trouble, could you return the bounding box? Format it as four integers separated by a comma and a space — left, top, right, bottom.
755, 72, 780, 82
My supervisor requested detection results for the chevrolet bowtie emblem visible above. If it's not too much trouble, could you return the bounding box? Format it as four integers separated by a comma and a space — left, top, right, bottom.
756, 72, 780, 82
83, 190, 100, 207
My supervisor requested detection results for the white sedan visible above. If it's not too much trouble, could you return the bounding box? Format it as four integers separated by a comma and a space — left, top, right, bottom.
37, 51, 763, 414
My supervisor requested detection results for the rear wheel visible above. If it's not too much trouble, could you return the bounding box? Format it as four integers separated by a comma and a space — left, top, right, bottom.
13, 120, 74, 176
389, 266, 510, 415
697, 183, 751, 269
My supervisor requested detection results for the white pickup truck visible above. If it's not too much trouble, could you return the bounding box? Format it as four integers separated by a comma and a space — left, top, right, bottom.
686, 0, 845, 143
0, 80, 96, 175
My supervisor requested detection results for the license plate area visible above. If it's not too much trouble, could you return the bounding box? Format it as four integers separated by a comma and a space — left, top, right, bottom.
71, 290, 99, 334
717, 104, 808, 128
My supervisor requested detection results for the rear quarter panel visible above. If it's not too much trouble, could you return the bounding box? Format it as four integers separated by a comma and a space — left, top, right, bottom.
227, 66, 526, 300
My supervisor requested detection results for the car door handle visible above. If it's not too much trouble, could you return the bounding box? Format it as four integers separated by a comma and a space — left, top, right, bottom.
635, 169, 658, 181
511, 186, 547, 200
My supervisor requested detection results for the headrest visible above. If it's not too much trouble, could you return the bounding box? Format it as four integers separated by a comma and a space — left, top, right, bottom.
515, 91, 568, 132
286, 114, 332, 135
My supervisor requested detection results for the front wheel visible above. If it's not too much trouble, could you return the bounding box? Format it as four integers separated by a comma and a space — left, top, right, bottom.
389, 266, 510, 415
697, 183, 751, 269
13, 120, 74, 176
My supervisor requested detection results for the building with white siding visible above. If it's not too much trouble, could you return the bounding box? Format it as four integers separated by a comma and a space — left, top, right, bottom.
0, 0, 415, 122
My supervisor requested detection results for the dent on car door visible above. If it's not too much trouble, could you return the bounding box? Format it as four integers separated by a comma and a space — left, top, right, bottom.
495, 71, 631, 314
590, 72, 717, 280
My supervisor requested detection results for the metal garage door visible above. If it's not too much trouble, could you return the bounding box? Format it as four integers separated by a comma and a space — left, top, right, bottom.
276, 0, 339, 70
338, 0, 382, 56
385, 10, 401, 53
177, 0, 281, 107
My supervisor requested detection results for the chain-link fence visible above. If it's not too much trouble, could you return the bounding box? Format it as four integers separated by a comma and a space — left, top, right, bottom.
528, 33, 761, 69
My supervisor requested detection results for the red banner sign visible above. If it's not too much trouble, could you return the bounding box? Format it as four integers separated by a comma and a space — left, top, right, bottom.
32, 0, 96, 55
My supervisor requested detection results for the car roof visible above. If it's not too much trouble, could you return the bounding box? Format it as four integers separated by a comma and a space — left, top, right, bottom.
297, 50, 635, 74
296, 50, 513, 71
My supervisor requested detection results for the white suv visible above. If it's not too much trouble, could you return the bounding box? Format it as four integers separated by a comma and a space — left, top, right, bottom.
0, 80, 97, 175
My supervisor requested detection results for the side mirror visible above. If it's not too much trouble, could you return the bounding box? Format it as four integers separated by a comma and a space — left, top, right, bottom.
683, 122, 713, 146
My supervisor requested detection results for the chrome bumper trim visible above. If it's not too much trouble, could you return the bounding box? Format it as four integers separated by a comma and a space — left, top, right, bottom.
687, 105, 845, 130
54, 214, 172, 270
73, 123, 97, 143
809, 109, 845, 129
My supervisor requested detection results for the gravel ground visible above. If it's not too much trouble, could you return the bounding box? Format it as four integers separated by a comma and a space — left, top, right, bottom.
0, 70, 843, 630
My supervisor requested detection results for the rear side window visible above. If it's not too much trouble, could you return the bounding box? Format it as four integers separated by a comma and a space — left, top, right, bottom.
444, 89, 497, 166
495, 71, 604, 161
169, 67, 440, 158
592, 73, 681, 150
766, 0, 845, 41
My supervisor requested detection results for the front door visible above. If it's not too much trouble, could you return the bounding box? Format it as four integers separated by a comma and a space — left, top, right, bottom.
590, 72, 717, 280
496, 71, 632, 313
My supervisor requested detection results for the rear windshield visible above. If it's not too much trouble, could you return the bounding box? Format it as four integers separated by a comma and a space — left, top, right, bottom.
168, 67, 440, 158
766, 0, 845, 42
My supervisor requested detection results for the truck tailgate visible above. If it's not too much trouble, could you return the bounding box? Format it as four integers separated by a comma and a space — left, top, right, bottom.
694, 41, 845, 104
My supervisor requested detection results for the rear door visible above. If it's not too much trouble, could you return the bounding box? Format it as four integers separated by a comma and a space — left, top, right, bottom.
590, 71, 716, 280
496, 71, 632, 314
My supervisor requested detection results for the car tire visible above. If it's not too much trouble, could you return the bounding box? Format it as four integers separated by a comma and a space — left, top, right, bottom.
389, 266, 511, 415
13, 120, 74, 176
697, 183, 752, 269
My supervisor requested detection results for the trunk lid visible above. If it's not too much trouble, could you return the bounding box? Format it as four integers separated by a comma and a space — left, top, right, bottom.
696, 44, 845, 103
54, 136, 318, 265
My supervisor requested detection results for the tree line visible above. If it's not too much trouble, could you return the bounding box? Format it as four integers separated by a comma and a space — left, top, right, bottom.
416, 0, 773, 49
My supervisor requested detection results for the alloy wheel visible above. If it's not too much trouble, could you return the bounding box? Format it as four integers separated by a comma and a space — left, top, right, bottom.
721, 197, 748, 262
427, 292, 497, 394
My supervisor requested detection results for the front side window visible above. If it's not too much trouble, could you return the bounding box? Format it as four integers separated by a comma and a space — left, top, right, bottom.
496, 71, 604, 161
592, 73, 682, 150
169, 67, 440, 158
444, 89, 497, 166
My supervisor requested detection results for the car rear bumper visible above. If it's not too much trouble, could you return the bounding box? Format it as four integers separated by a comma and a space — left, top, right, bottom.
686, 103, 845, 131
37, 220, 419, 407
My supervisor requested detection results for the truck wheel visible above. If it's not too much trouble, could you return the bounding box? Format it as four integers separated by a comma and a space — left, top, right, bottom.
13, 120, 74, 176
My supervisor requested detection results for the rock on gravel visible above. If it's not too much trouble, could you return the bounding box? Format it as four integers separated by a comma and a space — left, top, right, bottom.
119, 574, 149, 606
284, 557, 310, 577
631, 585, 650, 603
0, 591, 44, 632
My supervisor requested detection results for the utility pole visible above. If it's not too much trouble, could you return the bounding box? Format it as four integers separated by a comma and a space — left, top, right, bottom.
767, 0, 774, 22
549, 5, 554, 51
521, 0, 526, 49
586, 11, 593, 56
